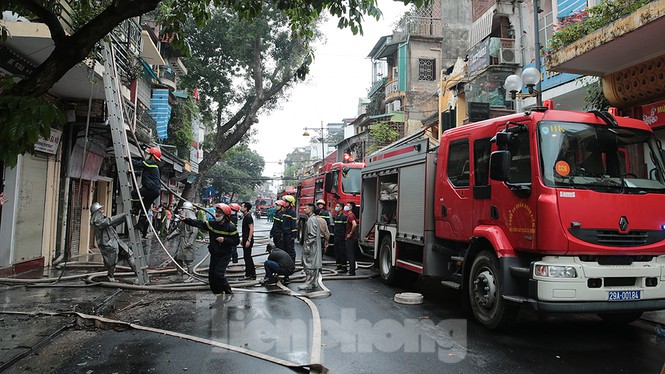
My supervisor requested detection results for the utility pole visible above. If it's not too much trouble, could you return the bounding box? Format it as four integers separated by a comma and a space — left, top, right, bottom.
533, 0, 543, 106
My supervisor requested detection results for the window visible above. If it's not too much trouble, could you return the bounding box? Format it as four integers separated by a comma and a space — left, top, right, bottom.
474, 138, 492, 186
418, 58, 436, 81
447, 139, 470, 188
508, 131, 531, 184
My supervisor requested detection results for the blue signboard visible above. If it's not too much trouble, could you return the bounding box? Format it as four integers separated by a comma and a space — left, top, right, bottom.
149, 89, 171, 139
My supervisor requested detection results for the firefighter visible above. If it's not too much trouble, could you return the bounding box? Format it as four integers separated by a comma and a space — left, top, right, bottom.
166, 201, 198, 282
229, 202, 241, 264
333, 201, 348, 273
316, 199, 333, 233
299, 203, 322, 291
281, 195, 298, 263
270, 200, 286, 250
90, 202, 138, 282
180, 203, 239, 304
129, 147, 162, 235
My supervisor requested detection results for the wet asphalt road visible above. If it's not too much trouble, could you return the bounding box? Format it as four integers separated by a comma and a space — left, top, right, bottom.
2, 217, 665, 373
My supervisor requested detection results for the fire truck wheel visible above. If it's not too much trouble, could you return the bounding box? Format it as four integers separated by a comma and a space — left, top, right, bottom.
379, 235, 398, 285
597, 311, 643, 324
468, 250, 519, 329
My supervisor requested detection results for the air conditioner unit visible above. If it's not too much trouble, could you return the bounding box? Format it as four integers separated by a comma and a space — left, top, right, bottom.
499, 48, 521, 65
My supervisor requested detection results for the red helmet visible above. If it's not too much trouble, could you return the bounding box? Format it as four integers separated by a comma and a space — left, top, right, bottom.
215, 203, 232, 216
229, 203, 241, 212
148, 147, 162, 161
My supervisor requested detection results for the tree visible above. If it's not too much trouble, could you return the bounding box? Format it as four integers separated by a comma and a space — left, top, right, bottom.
205, 146, 265, 202
0, 0, 427, 166
178, 6, 311, 201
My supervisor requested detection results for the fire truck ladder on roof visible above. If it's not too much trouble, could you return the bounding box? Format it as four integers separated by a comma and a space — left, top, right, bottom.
101, 40, 149, 285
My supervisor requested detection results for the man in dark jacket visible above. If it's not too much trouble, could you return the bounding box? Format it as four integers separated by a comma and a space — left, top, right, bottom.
181, 203, 239, 303
262, 242, 296, 285
130, 147, 162, 234
281, 195, 298, 262
270, 200, 286, 249
333, 202, 348, 273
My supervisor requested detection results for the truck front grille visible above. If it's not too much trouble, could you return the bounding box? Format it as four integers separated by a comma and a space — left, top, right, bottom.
568, 228, 665, 247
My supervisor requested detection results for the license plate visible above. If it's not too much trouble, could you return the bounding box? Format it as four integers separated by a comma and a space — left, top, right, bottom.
608, 290, 641, 301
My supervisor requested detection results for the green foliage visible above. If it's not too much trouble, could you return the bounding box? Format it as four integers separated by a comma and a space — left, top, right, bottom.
584, 80, 611, 111
1, 0, 427, 167
547, 0, 652, 53
204, 145, 265, 198
166, 96, 197, 158
179, 6, 313, 127
370, 121, 400, 145
367, 88, 385, 116
0, 77, 64, 167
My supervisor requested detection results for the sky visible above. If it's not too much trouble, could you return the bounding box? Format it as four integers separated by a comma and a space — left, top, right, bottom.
251, 0, 411, 179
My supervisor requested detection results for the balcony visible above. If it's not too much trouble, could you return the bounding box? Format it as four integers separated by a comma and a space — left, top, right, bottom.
394, 16, 443, 41
384, 80, 400, 102
157, 65, 177, 90
169, 57, 188, 76
124, 99, 157, 143
109, 18, 143, 81
547, 1, 665, 77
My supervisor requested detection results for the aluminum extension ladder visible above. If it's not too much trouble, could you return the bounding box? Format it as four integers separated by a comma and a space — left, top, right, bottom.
101, 41, 149, 285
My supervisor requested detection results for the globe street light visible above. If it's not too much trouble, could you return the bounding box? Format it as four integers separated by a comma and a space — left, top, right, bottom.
303, 121, 326, 161
504, 66, 542, 110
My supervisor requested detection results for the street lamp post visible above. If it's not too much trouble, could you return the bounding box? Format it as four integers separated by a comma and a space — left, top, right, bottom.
302, 120, 326, 161
503, 0, 543, 109
533, 0, 543, 106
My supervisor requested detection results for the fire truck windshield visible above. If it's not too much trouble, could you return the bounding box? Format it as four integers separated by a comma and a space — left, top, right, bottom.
341, 168, 362, 194
539, 121, 665, 193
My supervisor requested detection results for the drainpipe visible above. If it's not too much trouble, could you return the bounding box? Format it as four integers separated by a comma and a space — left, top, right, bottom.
53, 127, 72, 266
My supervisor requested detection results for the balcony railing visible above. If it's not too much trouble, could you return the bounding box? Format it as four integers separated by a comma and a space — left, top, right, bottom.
124, 99, 157, 143
395, 16, 443, 40
385, 79, 399, 98
368, 77, 387, 98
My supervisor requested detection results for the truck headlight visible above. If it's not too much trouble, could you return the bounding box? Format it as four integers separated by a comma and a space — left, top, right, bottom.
535, 265, 577, 278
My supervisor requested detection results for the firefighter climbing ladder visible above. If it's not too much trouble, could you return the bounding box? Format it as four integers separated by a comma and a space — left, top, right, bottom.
101, 41, 149, 285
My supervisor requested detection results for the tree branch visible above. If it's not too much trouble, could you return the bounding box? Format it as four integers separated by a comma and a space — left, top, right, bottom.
21, 0, 66, 46
8, 0, 161, 97
252, 35, 264, 100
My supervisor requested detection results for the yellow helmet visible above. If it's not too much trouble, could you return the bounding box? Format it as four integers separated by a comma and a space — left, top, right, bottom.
282, 195, 295, 205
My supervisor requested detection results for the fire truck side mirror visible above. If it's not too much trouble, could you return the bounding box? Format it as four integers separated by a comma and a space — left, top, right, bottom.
490, 151, 511, 181
495, 132, 513, 149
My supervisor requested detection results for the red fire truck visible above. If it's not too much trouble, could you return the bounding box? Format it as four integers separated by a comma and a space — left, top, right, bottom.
295, 161, 364, 246
359, 107, 665, 329
254, 197, 274, 217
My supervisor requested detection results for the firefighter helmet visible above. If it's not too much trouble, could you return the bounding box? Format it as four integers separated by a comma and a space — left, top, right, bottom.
90, 202, 102, 213
182, 201, 194, 210
316, 199, 325, 206
282, 195, 295, 205
229, 203, 241, 212
215, 203, 232, 216
148, 147, 162, 161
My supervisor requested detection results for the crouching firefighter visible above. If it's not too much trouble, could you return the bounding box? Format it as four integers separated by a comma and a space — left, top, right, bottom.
90, 202, 138, 282
166, 201, 198, 282
180, 203, 239, 304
